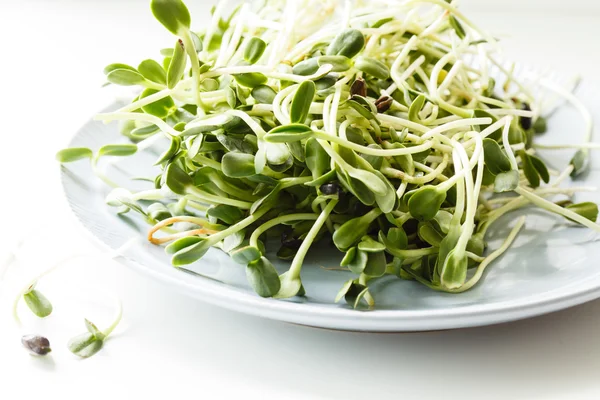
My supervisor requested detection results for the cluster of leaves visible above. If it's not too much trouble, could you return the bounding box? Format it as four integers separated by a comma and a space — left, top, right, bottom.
56, 0, 599, 308
17, 282, 121, 358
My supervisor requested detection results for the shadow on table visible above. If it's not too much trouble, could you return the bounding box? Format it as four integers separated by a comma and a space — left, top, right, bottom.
120, 267, 600, 400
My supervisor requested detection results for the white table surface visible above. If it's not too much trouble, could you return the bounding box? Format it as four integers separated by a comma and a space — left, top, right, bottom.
1, 1, 600, 399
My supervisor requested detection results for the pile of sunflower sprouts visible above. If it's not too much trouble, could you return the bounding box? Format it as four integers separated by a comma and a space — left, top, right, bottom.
57, 0, 599, 308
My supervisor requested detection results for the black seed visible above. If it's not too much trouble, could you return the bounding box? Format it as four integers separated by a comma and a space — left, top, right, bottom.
375, 96, 393, 113
350, 78, 367, 97
519, 103, 532, 130
320, 183, 340, 195
22, 335, 52, 356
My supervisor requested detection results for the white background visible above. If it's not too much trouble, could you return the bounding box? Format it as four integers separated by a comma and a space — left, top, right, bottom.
1, 1, 600, 399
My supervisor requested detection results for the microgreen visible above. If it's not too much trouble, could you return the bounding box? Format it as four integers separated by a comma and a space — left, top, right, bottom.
55, 0, 600, 305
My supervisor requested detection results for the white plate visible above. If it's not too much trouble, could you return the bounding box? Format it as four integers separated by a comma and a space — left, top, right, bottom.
60, 81, 600, 332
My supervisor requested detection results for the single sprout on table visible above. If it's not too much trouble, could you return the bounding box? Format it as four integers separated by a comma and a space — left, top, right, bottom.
57, 0, 599, 308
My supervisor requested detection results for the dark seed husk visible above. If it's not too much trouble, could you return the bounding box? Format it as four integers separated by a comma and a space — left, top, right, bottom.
22, 335, 52, 356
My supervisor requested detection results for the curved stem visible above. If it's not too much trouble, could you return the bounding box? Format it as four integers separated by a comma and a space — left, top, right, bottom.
288, 199, 339, 280
515, 187, 600, 232
249, 213, 319, 248
102, 297, 123, 337
187, 186, 253, 209
452, 217, 526, 293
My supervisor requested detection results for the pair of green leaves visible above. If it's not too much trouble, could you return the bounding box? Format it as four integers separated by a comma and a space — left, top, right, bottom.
105, 59, 168, 88
67, 319, 106, 358
56, 144, 138, 163
520, 150, 550, 188
341, 237, 387, 277
335, 280, 371, 309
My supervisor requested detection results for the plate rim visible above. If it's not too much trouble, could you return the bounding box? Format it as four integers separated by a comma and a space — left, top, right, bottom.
59, 102, 600, 332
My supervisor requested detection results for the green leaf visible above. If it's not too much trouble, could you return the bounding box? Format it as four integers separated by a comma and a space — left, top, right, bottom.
474, 109, 501, 141
164, 163, 193, 195
378, 227, 408, 251
372, 169, 396, 213
251, 85, 277, 104
448, 15, 466, 39
343, 282, 367, 306
165, 236, 203, 254
372, 17, 393, 28
358, 236, 386, 252
292, 58, 320, 76
440, 250, 467, 290
317, 55, 352, 72
140, 88, 175, 119
418, 222, 444, 247
266, 124, 313, 143
138, 59, 167, 84
154, 135, 181, 165
431, 211, 451, 234
340, 247, 357, 267
223, 230, 245, 253
234, 72, 268, 88
190, 31, 202, 52
23, 289, 53, 318
529, 155, 550, 184
98, 144, 138, 157
520, 151, 540, 188
130, 124, 159, 139
172, 239, 211, 266
231, 246, 262, 264
290, 80, 316, 124
244, 37, 267, 64
566, 202, 599, 222
107, 69, 146, 86
337, 168, 375, 207
250, 185, 281, 215
147, 203, 172, 221
67, 332, 103, 358
482, 138, 511, 175
467, 233, 486, 258
364, 251, 386, 277
314, 74, 338, 91
84, 319, 105, 340
56, 147, 93, 163
305, 138, 331, 180
167, 39, 187, 89
103, 63, 137, 75
207, 204, 245, 225
150, 0, 191, 35
533, 117, 547, 134
335, 280, 354, 303
408, 186, 446, 221
494, 170, 519, 193
333, 212, 378, 251
570, 149, 589, 178
275, 271, 303, 298
326, 29, 365, 58
354, 56, 390, 80
347, 249, 368, 274
221, 152, 256, 178
408, 94, 426, 122
246, 257, 281, 297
